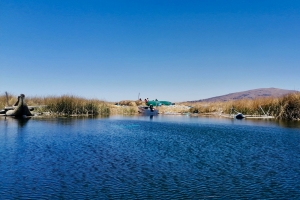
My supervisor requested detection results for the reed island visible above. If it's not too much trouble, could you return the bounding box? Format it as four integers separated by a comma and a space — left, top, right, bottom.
1, 92, 299, 121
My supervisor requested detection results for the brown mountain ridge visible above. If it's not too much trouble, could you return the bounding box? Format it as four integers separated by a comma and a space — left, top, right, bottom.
192, 88, 299, 102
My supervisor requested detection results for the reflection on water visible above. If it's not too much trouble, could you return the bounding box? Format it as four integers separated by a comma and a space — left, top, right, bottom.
0, 116, 30, 128
2, 117, 31, 128
16, 118, 31, 127
277, 120, 300, 128
0, 115, 299, 199
112, 114, 300, 129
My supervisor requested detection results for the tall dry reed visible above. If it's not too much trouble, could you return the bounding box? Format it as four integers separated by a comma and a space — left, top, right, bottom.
109, 104, 138, 115
187, 93, 300, 120
0, 93, 110, 116
276, 93, 300, 120
0, 92, 15, 108
39, 95, 110, 116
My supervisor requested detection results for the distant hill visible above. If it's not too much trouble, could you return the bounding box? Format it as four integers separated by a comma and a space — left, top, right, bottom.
192, 88, 299, 102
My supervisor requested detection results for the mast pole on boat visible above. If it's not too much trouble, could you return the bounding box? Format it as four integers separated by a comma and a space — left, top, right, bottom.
5, 91, 9, 107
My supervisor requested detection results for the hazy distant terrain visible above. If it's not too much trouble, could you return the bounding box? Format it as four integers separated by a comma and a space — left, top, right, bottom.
192, 88, 299, 102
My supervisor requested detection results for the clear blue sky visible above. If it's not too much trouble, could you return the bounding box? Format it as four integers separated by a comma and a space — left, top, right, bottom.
1, 0, 299, 102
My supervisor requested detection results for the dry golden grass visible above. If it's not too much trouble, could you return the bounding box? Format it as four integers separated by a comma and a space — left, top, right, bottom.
186, 92, 300, 120
0, 93, 110, 116
158, 105, 190, 114
0, 96, 7, 109
0, 93, 15, 108
40, 95, 110, 116
109, 104, 138, 115
276, 93, 300, 120
118, 100, 145, 106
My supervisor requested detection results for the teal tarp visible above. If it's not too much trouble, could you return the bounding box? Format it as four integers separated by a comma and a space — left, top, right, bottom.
146, 100, 172, 106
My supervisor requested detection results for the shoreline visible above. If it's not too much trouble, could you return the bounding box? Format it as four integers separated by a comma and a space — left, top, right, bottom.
1, 93, 300, 121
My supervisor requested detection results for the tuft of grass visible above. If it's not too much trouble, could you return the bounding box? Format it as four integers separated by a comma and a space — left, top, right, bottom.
0, 92, 16, 108
118, 100, 144, 106
0, 95, 7, 109
109, 99, 144, 115
158, 105, 190, 114
276, 93, 300, 120
109, 103, 138, 115
38, 95, 110, 116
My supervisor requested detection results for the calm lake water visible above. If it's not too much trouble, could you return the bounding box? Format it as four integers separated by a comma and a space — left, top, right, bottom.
0, 115, 300, 199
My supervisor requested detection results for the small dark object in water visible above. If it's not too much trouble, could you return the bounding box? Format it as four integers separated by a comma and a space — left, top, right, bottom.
235, 113, 245, 119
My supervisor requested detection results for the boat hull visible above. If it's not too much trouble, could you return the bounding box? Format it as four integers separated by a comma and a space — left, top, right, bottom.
5, 95, 33, 118
138, 106, 158, 115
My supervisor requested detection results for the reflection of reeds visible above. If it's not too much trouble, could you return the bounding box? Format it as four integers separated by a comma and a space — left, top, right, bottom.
187, 92, 300, 120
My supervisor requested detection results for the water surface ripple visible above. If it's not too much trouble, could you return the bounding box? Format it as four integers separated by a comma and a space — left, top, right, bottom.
0, 116, 300, 199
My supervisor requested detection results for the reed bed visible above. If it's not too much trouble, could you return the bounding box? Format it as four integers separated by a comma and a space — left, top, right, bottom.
39, 95, 110, 116
276, 93, 300, 120
158, 105, 190, 114
118, 100, 144, 106
0, 96, 7, 110
0, 94, 110, 116
105, 100, 143, 115
187, 92, 300, 120
0, 93, 15, 108
109, 104, 138, 115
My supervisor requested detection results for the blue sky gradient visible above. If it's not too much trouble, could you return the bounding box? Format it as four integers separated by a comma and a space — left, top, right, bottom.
1, 0, 299, 102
